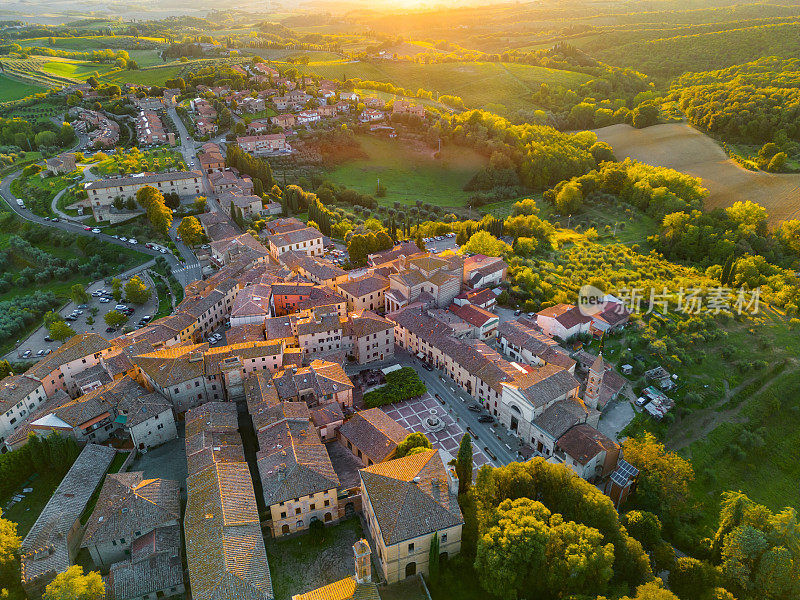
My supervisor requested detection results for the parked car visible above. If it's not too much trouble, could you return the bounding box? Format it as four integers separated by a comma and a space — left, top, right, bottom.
120, 237, 128, 242
77, 304, 89, 309
92, 228, 101, 234
106, 327, 117, 333
22, 350, 31, 358
72, 309, 83, 315
99, 297, 111, 303
466, 426, 479, 440
422, 362, 434, 371
128, 238, 138, 245
114, 304, 128, 311
478, 415, 495, 424
635, 397, 650, 407
514, 309, 522, 316
37, 349, 46, 356
83, 226, 91, 231
484, 446, 498, 461
44, 349, 51, 355
468, 405, 482, 413
64, 316, 77, 321
140, 315, 153, 323
44, 336, 53, 342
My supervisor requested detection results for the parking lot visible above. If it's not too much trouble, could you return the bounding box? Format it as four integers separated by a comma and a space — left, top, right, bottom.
5, 275, 158, 361
423, 233, 459, 253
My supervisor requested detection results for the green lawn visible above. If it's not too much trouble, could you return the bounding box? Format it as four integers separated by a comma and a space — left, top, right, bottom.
242, 107, 277, 124
0, 75, 46, 102
40, 59, 113, 80
103, 65, 183, 86
326, 135, 487, 208
3, 474, 57, 537
293, 60, 591, 114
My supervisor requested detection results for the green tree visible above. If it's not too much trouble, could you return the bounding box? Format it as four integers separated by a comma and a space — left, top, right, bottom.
43, 565, 104, 600
70, 284, 89, 305
456, 433, 473, 495
0, 361, 11, 381
124, 276, 151, 304
618, 581, 680, 600
0, 509, 20, 594
622, 433, 694, 518
49, 320, 76, 342
632, 102, 659, 129
622, 510, 662, 551
459, 231, 510, 257
669, 557, 714, 600
177, 216, 203, 246
428, 532, 440, 586
104, 310, 127, 328
555, 181, 583, 214
767, 151, 787, 172
393, 432, 432, 459
111, 278, 123, 302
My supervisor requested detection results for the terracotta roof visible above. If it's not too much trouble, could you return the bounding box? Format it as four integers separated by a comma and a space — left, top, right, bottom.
268, 227, 323, 248
26, 333, 111, 380
344, 311, 394, 338
338, 409, 408, 463
292, 577, 380, 600
0, 375, 43, 412
82, 472, 180, 546
21, 444, 117, 585
337, 274, 388, 299
309, 402, 344, 428
537, 304, 592, 329
257, 417, 339, 506
359, 449, 462, 545
449, 303, 497, 328
368, 241, 422, 266
85, 170, 201, 190
507, 364, 581, 409
557, 424, 619, 465
106, 524, 183, 600
533, 398, 588, 439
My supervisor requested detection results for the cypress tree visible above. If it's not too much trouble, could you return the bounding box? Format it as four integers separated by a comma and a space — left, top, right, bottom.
456, 432, 473, 495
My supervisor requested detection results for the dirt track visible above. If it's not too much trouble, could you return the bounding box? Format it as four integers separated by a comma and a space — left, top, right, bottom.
594, 123, 800, 224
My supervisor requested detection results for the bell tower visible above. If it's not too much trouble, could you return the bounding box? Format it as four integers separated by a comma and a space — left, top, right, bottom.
585, 353, 604, 410
353, 539, 371, 584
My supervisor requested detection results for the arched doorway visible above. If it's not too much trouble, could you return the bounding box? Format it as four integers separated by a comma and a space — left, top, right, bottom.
296, 520, 303, 529
405, 562, 416, 577
510, 415, 519, 431
345, 502, 355, 518
281, 524, 290, 535
439, 551, 448, 562
324, 512, 332, 522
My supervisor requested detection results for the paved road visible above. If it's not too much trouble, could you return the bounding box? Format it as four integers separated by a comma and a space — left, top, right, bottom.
0, 168, 191, 282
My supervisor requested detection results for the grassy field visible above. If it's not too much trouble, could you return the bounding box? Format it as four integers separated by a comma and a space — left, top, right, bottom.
594, 122, 800, 224
293, 60, 591, 114
17, 35, 164, 51
0, 75, 46, 102
40, 58, 114, 80
103, 65, 183, 86
609, 306, 800, 531
326, 135, 487, 208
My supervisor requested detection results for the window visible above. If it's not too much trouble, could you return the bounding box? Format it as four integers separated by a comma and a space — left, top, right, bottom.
408, 542, 414, 552
324, 499, 330, 507
295, 508, 301, 515
281, 512, 286, 519
310, 503, 315, 510
442, 533, 447, 543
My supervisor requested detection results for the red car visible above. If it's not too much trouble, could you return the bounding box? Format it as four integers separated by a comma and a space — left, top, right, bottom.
84, 226, 91, 231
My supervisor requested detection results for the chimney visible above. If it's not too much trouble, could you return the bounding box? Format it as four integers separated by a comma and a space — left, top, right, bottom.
353, 539, 371, 584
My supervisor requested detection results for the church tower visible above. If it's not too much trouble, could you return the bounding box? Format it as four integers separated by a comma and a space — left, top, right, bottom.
353, 539, 372, 584
585, 353, 604, 410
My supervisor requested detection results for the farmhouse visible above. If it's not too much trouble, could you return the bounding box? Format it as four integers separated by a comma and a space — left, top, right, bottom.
236, 133, 290, 156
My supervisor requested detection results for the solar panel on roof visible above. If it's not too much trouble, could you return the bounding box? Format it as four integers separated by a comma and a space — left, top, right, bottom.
617, 459, 639, 478
610, 470, 629, 488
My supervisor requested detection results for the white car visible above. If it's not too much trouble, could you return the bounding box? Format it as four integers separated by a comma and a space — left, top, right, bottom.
120, 237, 128, 242
92, 228, 101, 234
128, 238, 138, 245
99, 297, 111, 303
159, 248, 167, 253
